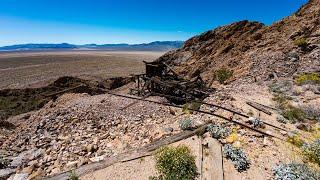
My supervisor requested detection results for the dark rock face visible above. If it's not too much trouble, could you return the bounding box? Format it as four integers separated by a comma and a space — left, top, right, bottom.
157, 0, 320, 86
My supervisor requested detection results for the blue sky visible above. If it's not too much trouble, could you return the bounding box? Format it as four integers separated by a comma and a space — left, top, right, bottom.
0, 0, 307, 46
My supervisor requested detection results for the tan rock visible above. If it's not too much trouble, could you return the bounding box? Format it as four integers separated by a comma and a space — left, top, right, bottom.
22, 166, 34, 174
27, 168, 43, 180
66, 161, 78, 168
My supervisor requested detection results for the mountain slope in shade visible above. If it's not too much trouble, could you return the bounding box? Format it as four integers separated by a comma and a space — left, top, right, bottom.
156, 0, 320, 85
0, 41, 184, 51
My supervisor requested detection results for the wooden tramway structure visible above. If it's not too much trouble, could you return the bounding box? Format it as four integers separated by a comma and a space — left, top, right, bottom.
130, 61, 213, 104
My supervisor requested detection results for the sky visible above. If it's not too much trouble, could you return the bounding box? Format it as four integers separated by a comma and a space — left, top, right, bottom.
0, 0, 308, 46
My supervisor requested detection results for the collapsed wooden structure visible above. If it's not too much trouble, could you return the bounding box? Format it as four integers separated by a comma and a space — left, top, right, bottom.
130, 61, 213, 104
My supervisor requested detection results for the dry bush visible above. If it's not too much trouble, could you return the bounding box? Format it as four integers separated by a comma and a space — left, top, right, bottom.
295, 73, 320, 85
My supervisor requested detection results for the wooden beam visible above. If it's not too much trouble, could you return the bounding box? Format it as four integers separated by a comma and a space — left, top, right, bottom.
202, 138, 223, 180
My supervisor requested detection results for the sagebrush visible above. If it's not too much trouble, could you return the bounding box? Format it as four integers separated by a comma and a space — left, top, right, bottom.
154, 146, 197, 180
215, 68, 233, 84
302, 139, 320, 165
273, 163, 320, 180
223, 144, 250, 172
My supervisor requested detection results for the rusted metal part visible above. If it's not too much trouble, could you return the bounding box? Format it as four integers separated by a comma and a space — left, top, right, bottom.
120, 93, 151, 110
246, 101, 272, 115
105, 92, 285, 141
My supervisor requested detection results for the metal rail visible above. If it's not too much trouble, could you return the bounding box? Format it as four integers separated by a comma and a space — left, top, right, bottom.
105, 92, 285, 140
149, 92, 287, 132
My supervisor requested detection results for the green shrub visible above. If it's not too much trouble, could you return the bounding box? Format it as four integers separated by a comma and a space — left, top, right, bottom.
154, 146, 197, 180
294, 38, 308, 49
302, 139, 320, 165
295, 73, 320, 85
215, 68, 233, 84
68, 170, 78, 180
182, 102, 202, 113
207, 124, 230, 139
223, 144, 250, 172
287, 134, 305, 147
281, 105, 306, 123
272, 93, 291, 109
179, 119, 193, 131
273, 163, 320, 180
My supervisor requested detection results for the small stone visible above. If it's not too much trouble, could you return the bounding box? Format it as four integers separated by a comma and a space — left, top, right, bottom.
0, 169, 15, 179
279, 131, 287, 135
89, 155, 105, 163
163, 127, 173, 133
263, 137, 268, 146
169, 108, 176, 115
66, 161, 78, 168
21, 166, 34, 174
8, 173, 29, 180
77, 157, 89, 167
10, 156, 23, 167
27, 168, 43, 180
86, 144, 94, 153
296, 123, 311, 131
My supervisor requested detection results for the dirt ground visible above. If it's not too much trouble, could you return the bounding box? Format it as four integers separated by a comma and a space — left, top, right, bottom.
0, 51, 164, 89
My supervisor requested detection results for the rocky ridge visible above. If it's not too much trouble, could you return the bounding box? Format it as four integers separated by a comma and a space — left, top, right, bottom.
157, 0, 320, 85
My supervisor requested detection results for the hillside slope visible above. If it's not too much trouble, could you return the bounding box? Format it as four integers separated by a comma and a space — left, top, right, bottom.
157, 0, 320, 85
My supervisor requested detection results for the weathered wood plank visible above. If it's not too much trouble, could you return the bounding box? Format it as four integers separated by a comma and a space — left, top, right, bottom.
202, 138, 223, 180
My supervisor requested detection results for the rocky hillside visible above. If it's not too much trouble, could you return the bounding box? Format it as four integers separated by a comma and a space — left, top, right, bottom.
157, 0, 320, 85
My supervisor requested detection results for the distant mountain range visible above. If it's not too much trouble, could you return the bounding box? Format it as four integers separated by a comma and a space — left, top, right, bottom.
0, 41, 184, 52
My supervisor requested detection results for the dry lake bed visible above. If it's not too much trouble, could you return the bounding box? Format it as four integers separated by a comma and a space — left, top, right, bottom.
0, 51, 164, 89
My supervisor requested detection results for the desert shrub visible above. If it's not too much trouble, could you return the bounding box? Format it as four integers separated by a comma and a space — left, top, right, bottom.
272, 93, 291, 109
268, 80, 293, 94
276, 115, 289, 124
287, 133, 305, 147
68, 170, 78, 180
294, 38, 308, 49
301, 104, 320, 122
179, 118, 193, 131
248, 117, 265, 128
182, 102, 202, 113
207, 124, 230, 139
281, 105, 306, 123
295, 73, 320, 85
223, 144, 250, 172
273, 163, 320, 180
154, 146, 197, 180
302, 139, 320, 165
215, 68, 233, 84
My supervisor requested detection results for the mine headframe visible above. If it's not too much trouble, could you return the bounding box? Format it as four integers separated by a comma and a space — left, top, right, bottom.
130, 61, 213, 104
